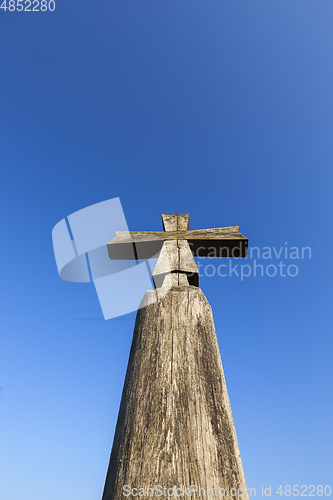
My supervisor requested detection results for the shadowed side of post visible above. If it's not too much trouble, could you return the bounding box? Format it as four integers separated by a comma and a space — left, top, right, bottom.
102, 286, 248, 500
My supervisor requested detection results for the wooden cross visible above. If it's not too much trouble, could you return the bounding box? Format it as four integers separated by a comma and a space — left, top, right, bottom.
107, 214, 248, 288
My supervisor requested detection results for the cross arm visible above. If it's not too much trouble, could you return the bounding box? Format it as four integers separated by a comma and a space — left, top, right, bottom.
188, 227, 248, 258
107, 226, 248, 260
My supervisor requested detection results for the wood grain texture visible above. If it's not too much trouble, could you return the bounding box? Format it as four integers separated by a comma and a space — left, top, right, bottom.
178, 240, 198, 274
152, 240, 198, 284
107, 229, 248, 261
162, 214, 190, 232
109, 227, 246, 245
102, 286, 248, 500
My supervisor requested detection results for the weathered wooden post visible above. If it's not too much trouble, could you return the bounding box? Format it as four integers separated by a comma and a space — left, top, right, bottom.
103, 214, 249, 499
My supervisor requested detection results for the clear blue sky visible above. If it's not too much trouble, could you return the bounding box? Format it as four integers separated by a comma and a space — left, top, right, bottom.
0, 1, 332, 499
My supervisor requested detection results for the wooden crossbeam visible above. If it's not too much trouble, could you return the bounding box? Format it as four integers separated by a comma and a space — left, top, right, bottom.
107, 214, 248, 287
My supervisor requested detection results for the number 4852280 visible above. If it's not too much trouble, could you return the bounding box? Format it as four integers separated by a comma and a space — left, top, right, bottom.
276, 486, 332, 497
1, 0, 55, 11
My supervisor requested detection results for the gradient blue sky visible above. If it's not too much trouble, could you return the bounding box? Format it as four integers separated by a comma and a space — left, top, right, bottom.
0, 1, 332, 499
